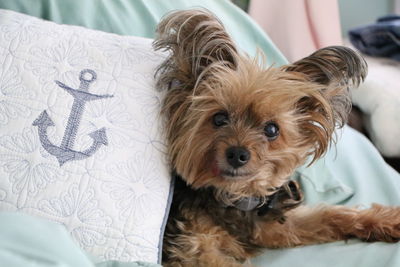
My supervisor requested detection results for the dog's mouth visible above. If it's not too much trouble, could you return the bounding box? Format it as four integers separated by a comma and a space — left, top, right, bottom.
211, 160, 252, 180
220, 169, 251, 179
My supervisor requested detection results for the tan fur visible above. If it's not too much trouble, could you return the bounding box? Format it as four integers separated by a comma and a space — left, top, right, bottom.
165, 210, 251, 267
153, 9, 400, 267
254, 204, 400, 249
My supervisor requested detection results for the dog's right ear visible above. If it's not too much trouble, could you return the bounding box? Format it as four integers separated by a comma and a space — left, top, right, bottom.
153, 9, 238, 91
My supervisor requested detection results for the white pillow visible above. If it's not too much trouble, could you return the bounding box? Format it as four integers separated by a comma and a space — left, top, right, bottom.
350, 55, 400, 157
0, 9, 172, 263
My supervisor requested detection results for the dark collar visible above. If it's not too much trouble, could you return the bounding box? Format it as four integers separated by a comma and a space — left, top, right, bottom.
224, 180, 303, 223
173, 173, 304, 224
225, 180, 304, 223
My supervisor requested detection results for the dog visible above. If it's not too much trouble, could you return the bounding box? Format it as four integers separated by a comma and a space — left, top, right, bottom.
153, 9, 400, 267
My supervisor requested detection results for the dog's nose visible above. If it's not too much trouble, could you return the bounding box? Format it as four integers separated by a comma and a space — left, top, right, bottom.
225, 146, 250, 168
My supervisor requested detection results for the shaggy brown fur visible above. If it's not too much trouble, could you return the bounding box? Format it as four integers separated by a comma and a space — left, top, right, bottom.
153, 9, 400, 267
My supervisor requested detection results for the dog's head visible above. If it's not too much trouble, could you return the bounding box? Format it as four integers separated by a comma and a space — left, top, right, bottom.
154, 9, 367, 200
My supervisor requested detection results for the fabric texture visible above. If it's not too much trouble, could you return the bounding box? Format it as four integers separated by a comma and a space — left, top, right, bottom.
0, 9, 171, 263
0, 0, 287, 66
0, 212, 161, 267
248, 0, 343, 62
348, 49, 400, 157
349, 15, 400, 61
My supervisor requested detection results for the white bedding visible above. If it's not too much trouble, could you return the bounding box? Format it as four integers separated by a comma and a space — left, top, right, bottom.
0, 9, 172, 263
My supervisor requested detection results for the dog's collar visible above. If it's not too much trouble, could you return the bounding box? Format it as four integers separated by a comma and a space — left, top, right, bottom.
172, 173, 303, 223
224, 180, 304, 222
226, 195, 264, 212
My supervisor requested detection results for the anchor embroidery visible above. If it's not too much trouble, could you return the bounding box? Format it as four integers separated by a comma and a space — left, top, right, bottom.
33, 69, 113, 166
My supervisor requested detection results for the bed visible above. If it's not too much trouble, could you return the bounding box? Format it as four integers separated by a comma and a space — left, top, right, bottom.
0, 1, 399, 267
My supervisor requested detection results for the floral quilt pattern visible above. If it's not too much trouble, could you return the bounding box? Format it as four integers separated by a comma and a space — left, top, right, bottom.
0, 9, 171, 263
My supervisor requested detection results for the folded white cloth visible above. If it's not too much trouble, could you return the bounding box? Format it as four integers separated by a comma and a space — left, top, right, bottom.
351, 55, 400, 157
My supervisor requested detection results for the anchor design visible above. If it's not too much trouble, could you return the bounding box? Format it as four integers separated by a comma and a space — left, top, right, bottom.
33, 69, 113, 166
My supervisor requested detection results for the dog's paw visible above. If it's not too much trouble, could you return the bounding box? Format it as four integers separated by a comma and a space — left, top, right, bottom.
352, 204, 400, 242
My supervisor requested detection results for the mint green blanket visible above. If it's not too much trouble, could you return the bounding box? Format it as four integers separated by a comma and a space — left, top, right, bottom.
0, 0, 286, 65
1, 1, 400, 267
0, 212, 160, 267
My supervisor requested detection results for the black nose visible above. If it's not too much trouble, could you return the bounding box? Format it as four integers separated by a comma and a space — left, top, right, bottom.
225, 146, 250, 168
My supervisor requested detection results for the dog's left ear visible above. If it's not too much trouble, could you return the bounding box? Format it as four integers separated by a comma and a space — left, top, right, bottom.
282, 46, 367, 161
284, 46, 367, 87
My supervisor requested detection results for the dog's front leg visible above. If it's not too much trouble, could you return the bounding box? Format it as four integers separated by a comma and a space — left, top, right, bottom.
164, 233, 251, 267
163, 214, 253, 267
254, 204, 400, 248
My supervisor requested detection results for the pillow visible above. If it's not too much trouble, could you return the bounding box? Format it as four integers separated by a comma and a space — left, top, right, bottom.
0, 9, 172, 264
350, 55, 400, 157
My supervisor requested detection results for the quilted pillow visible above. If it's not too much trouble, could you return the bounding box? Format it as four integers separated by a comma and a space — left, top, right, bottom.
0, 9, 172, 263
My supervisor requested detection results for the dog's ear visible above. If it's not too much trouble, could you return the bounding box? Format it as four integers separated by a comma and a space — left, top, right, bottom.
283, 46, 367, 161
153, 9, 238, 91
284, 46, 367, 87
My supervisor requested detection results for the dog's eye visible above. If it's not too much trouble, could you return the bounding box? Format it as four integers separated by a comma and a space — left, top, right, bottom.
213, 111, 229, 127
264, 122, 279, 140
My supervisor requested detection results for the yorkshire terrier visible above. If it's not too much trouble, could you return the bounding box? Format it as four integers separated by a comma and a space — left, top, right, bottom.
153, 9, 400, 267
